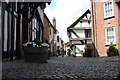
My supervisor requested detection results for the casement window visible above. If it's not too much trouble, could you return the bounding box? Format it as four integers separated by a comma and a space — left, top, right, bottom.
14, 18, 17, 50
85, 29, 91, 38
105, 27, 115, 45
32, 18, 37, 40
50, 28, 51, 35
104, 0, 114, 18
4, 10, 8, 51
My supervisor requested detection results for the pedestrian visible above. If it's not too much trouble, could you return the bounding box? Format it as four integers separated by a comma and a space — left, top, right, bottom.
61, 48, 64, 57
67, 44, 71, 56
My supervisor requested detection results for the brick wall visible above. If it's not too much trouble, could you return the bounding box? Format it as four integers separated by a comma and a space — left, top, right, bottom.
118, 4, 120, 54
93, 1, 119, 56
43, 15, 49, 42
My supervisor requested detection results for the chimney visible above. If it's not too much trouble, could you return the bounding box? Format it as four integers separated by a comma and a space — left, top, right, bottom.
53, 17, 56, 28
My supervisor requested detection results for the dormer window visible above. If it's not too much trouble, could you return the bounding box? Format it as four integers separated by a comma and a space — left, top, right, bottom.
104, 0, 114, 19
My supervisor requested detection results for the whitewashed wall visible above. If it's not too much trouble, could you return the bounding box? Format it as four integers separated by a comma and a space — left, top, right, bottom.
76, 45, 85, 53
82, 22, 89, 27
74, 22, 80, 27
71, 41, 83, 45
54, 31, 59, 44
49, 27, 54, 43
71, 30, 85, 38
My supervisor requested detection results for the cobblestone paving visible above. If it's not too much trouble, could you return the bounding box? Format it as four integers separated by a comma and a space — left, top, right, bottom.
2, 56, 120, 80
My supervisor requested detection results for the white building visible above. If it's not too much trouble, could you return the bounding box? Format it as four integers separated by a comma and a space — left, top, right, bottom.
67, 9, 93, 56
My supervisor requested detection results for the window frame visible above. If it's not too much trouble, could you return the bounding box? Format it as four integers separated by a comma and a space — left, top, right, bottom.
105, 27, 115, 45
103, 0, 114, 19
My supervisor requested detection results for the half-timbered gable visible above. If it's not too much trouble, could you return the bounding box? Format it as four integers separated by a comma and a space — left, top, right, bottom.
67, 9, 93, 56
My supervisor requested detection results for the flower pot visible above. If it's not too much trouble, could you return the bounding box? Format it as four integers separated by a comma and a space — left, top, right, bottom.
24, 46, 48, 63
107, 52, 115, 57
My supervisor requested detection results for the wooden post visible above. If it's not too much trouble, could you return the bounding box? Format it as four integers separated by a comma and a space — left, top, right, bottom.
16, 3, 21, 59
10, 3, 14, 61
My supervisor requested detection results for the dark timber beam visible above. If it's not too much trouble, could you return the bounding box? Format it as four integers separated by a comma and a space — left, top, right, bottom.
69, 29, 84, 44
10, 3, 14, 61
16, 3, 21, 59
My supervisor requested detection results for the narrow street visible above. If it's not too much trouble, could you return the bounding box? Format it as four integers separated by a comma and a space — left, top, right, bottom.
2, 56, 119, 80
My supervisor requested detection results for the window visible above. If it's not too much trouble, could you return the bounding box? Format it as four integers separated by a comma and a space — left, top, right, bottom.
104, 0, 114, 18
4, 10, 8, 51
32, 18, 37, 40
85, 29, 91, 38
105, 27, 115, 45
50, 28, 51, 35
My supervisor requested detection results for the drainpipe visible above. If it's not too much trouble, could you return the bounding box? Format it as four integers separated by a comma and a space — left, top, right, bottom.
91, 0, 95, 57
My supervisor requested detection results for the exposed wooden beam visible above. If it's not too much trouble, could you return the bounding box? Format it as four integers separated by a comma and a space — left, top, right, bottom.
70, 38, 92, 41
10, 3, 14, 61
16, 3, 21, 59
69, 27, 92, 30
80, 19, 91, 22
70, 29, 84, 44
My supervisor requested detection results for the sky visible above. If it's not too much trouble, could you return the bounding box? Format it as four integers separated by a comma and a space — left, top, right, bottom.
44, 0, 90, 43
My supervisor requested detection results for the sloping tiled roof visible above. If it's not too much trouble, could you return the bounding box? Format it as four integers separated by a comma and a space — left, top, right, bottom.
67, 9, 90, 29
44, 13, 58, 32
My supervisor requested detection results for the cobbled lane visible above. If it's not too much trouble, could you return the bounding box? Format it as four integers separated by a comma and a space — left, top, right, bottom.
2, 56, 120, 80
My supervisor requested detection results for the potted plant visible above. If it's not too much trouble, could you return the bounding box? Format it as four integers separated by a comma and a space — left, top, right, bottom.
107, 42, 119, 57
24, 39, 49, 63
83, 46, 92, 57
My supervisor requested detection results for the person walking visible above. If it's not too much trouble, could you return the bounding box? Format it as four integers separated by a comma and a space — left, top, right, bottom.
67, 44, 71, 56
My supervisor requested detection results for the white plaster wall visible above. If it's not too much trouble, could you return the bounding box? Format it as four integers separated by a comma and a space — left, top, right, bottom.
74, 22, 80, 27
82, 21, 89, 27
49, 27, 53, 43
54, 31, 58, 43
76, 45, 85, 53
72, 30, 85, 38
87, 39, 92, 44
71, 41, 83, 45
